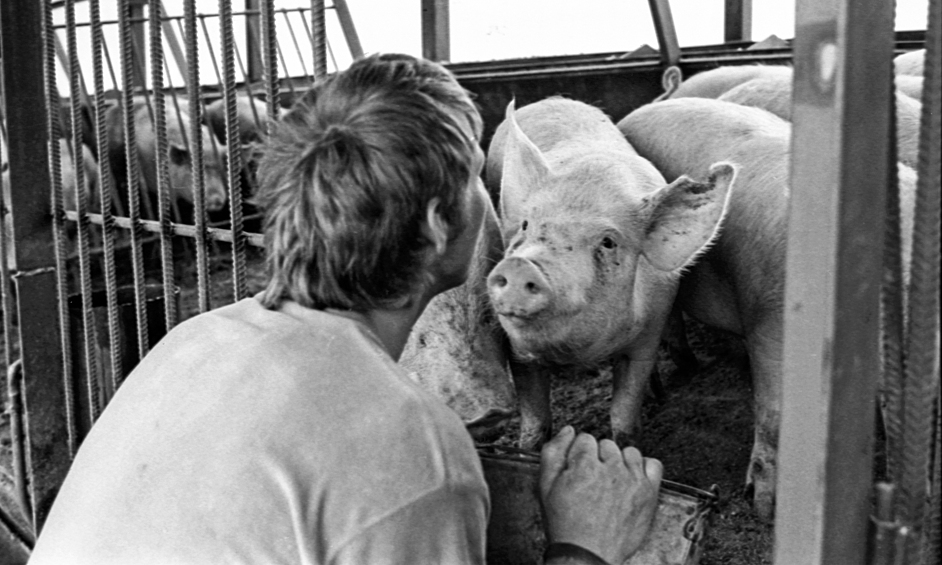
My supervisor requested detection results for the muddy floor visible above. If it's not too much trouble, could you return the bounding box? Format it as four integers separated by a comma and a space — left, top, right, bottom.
0, 248, 779, 563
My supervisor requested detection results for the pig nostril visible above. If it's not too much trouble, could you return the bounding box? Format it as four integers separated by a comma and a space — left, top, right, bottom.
524, 282, 540, 294
492, 274, 508, 288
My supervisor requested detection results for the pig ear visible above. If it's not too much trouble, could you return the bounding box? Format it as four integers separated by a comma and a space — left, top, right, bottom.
499, 100, 550, 225
641, 162, 737, 271
169, 144, 189, 166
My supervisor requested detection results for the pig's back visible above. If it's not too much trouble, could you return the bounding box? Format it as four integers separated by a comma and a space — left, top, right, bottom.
618, 98, 791, 314
670, 64, 793, 99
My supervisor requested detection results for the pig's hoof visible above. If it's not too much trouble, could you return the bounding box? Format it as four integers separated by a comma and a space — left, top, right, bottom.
744, 458, 776, 523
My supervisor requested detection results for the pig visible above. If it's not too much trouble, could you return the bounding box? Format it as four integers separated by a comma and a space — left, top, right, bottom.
894, 75, 923, 101
3, 138, 100, 267
105, 96, 229, 216
204, 94, 269, 148
669, 64, 793, 100
485, 97, 736, 450
400, 194, 516, 441
204, 95, 269, 196
894, 48, 925, 77
717, 71, 923, 169
618, 97, 796, 521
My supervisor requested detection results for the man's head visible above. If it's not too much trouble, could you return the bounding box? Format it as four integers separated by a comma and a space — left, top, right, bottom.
256, 53, 484, 311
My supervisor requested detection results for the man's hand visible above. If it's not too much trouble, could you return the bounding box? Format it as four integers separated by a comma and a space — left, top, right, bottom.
539, 426, 663, 564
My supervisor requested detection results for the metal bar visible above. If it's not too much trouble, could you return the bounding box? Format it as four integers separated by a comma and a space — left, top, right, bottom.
41, 0, 80, 466
724, 0, 752, 43
219, 0, 248, 301
66, 0, 103, 425
333, 0, 364, 60
129, 0, 147, 90
246, 0, 263, 83
118, 0, 153, 361
647, 0, 681, 67
261, 0, 280, 131
184, 0, 212, 313
311, 0, 327, 79
89, 0, 126, 393
298, 8, 338, 73
159, 1, 189, 81
898, 0, 941, 560
2, 0, 72, 531
283, 10, 313, 82
150, 0, 179, 338
64, 210, 264, 247
421, 0, 450, 62
774, 0, 896, 563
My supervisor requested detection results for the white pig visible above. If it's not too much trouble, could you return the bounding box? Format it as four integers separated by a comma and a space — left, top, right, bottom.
400, 194, 517, 441
618, 98, 791, 521
105, 96, 229, 215
894, 48, 925, 77
717, 71, 923, 169
486, 97, 736, 449
669, 64, 793, 100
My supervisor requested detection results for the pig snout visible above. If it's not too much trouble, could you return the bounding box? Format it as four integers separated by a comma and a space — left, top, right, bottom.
487, 257, 551, 319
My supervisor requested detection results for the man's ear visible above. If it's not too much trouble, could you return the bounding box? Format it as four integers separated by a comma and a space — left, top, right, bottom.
421, 197, 449, 257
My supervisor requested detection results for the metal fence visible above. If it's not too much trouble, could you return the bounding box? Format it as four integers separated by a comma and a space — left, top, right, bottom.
1, 0, 361, 541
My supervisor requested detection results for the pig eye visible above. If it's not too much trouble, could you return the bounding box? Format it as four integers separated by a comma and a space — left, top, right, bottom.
522, 220, 528, 231
601, 236, 617, 249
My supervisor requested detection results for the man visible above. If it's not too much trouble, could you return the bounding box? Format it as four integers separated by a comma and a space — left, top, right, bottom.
28, 53, 662, 565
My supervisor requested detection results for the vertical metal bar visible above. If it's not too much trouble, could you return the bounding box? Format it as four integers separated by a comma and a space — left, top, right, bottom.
724, 0, 752, 43
219, 0, 248, 302
66, 0, 102, 424
646, 0, 681, 67
157, 2, 189, 85
129, 0, 147, 90
298, 9, 338, 73
261, 0, 279, 132
283, 10, 313, 81
150, 0, 179, 337
246, 0, 263, 83
118, 0, 152, 358
184, 0, 212, 313
311, 0, 328, 79
898, 1, 941, 561
1, 0, 73, 531
773, 0, 895, 563
333, 0, 364, 60
89, 0, 126, 389
421, 0, 450, 63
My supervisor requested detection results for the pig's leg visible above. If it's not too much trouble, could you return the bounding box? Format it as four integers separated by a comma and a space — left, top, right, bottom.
512, 360, 552, 450
743, 319, 783, 523
664, 303, 699, 384
610, 352, 658, 446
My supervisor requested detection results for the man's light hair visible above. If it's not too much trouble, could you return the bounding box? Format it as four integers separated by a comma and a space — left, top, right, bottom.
255, 53, 483, 311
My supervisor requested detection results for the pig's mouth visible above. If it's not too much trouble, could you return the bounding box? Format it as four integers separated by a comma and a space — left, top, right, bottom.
465, 408, 514, 440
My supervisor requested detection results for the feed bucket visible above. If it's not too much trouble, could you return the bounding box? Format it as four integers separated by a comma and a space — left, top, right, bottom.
479, 444, 717, 565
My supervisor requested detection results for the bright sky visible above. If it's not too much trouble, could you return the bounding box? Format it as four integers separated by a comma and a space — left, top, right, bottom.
52, 0, 931, 94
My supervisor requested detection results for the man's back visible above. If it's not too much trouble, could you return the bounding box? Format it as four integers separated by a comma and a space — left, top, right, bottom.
29, 297, 488, 565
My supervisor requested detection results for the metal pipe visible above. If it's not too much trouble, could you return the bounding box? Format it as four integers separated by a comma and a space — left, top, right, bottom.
422, 0, 450, 62
774, 0, 896, 562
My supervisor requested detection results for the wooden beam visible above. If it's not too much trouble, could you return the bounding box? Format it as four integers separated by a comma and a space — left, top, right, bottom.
724, 0, 752, 43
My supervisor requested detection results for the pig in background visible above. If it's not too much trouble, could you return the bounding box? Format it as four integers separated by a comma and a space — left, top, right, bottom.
204, 94, 270, 201
105, 96, 229, 219
3, 137, 100, 268
485, 97, 736, 450
400, 193, 516, 442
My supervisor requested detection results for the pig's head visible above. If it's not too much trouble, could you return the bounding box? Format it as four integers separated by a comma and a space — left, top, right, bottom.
487, 101, 736, 368
165, 117, 229, 213
401, 198, 516, 441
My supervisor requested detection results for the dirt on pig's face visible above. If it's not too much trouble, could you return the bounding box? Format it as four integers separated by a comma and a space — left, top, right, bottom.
488, 193, 647, 369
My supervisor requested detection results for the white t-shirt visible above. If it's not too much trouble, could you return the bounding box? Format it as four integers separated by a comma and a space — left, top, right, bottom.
29, 297, 489, 564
